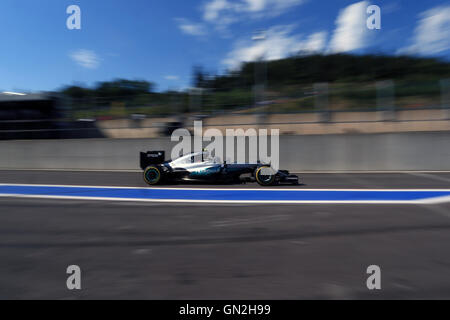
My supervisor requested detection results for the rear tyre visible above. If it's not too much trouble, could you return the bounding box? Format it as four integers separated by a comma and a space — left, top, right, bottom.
143, 166, 162, 185
255, 166, 276, 186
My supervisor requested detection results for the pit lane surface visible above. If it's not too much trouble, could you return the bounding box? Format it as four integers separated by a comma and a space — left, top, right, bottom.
1, 170, 450, 189
0, 170, 450, 299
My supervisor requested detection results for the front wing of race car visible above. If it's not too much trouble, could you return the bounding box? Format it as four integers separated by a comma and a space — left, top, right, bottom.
275, 170, 300, 185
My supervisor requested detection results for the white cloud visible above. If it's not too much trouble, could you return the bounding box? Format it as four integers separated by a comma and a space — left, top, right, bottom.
398, 5, 450, 56
70, 49, 100, 69
271, 0, 306, 13
202, 0, 305, 30
164, 75, 180, 80
240, 0, 306, 14
222, 26, 327, 69
176, 0, 306, 38
176, 18, 207, 36
244, 0, 266, 12
204, 0, 231, 21
304, 31, 328, 52
328, 1, 369, 53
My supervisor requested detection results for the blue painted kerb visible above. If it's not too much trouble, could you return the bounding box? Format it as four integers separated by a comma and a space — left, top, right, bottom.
1, 185, 449, 202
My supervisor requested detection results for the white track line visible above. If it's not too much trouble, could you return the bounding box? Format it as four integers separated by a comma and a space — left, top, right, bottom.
0, 193, 449, 204
407, 172, 450, 183
0, 190, 450, 204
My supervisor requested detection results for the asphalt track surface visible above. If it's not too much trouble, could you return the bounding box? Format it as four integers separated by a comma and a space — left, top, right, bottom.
1, 170, 450, 299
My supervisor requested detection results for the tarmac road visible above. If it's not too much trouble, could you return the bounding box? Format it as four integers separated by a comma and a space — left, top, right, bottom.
1, 170, 450, 189
0, 170, 449, 299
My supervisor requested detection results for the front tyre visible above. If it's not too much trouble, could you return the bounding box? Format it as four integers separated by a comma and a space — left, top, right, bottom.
143, 166, 162, 185
255, 166, 276, 186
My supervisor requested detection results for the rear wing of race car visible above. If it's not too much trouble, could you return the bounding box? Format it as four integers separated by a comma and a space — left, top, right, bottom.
140, 151, 165, 170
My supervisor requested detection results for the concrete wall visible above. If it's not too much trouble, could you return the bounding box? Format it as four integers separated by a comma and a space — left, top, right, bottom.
0, 132, 449, 171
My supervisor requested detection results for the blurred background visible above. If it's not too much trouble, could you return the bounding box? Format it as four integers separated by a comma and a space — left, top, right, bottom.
2, 54, 449, 140
0, 0, 449, 142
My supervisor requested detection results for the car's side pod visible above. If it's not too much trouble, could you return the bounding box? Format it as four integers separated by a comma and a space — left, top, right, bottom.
140, 151, 165, 170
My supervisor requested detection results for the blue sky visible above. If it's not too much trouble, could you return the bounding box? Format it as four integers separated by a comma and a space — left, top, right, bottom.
0, 0, 449, 92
